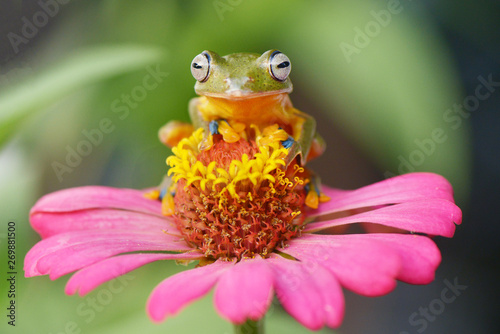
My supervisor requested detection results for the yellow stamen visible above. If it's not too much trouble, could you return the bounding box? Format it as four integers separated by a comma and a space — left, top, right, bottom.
165, 125, 313, 260
167, 129, 291, 200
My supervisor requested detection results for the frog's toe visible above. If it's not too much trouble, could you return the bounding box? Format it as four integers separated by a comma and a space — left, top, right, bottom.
199, 134, 214, 151
218, 120, 241, 143
158, 121, 194, 148
199, 120, 218, 151
143, 189, 161, 200
305, 189, 319, 209
161, 193, 175, 216
304, 175, 330, 209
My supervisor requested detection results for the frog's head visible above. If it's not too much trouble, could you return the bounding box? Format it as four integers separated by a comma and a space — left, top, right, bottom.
191, 50, 292, 99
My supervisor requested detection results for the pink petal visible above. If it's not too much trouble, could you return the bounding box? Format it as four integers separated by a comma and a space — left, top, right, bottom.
358, 234, 441, 284
147, 260, 234, 322
305, 199, 461, 237
65, 252, 203, 296
267, 255, 344, 330
281, 234, 401, 296
31, 186, 161, 216
312, 173, 455, 218
24, 230, 191, 279
214, 257, 274, 324
31, 208, 179, 239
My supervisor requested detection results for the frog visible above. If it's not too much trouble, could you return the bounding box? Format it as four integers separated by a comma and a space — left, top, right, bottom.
154, 50, 327, 210
160, 49, 325, 166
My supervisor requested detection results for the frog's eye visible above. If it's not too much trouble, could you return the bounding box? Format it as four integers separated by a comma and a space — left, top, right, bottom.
269, 51, 291, 81
191, 52, 210, 82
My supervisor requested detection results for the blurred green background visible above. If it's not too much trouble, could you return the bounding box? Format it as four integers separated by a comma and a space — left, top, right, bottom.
0, 0, 498, 333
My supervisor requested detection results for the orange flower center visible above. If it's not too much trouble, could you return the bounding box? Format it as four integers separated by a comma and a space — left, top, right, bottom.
165, 128, 310, 260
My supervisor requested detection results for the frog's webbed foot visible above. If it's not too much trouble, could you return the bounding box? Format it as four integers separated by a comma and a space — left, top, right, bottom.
158, 121, 194, 148
304, 173, 331, 209
143, 175, 176, 216
199, 119, 245, 151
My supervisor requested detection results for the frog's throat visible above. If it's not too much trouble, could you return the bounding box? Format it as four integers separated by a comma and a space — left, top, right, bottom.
198, 93, 294, 126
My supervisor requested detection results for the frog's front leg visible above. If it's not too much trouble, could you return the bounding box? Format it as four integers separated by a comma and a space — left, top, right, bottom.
189, 98, 246, 151
281, 111, 328, 208
284, 110, 323, 166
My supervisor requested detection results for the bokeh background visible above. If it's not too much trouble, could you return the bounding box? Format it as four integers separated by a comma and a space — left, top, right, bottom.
0, 0, 498, 333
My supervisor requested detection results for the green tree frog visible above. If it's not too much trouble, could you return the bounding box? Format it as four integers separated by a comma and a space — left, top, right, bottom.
160, 49, 325, 166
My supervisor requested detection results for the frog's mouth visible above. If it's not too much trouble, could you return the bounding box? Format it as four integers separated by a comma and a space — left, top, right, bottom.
199, 87, 293, 100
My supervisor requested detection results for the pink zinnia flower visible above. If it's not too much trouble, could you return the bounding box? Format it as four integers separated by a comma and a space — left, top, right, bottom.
25, 160, 461, 330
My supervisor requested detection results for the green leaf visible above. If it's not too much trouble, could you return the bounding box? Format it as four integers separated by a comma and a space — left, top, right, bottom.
0, 45, 165, 146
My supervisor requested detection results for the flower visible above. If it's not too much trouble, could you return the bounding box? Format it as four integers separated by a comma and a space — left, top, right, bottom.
24, 128, 461, 330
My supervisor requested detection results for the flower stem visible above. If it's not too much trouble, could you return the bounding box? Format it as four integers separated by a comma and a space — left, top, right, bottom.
234, 319, 264, 334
